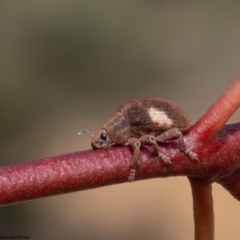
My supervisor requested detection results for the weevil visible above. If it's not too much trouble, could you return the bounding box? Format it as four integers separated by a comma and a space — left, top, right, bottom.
79, 98, 198, 182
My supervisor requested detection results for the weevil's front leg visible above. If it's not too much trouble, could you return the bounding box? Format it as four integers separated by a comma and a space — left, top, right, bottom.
155, 128, 198, 160
127, 134, 174, 182
128, 138, 141, 182
138, 135, 171, 164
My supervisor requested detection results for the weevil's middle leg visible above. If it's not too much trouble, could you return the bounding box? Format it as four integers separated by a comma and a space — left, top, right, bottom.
127, 135, 171, 182
128, 135, 172, 182
155, 128, 198, 160
138, 135, 171, 164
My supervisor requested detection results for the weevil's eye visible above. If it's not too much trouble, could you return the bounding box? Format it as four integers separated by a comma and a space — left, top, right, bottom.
100, 133, 107, 140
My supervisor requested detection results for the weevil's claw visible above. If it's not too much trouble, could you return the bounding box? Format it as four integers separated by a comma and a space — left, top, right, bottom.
159, 153, 172, 164
128, 169, 136, 182
185, 149, 198, 161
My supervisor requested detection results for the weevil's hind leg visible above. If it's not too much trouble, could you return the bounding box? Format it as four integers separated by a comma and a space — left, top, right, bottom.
138, 135, 171, 164
177, 134, 198, 160
155, 128, 198, 160
128, 138, 141, 182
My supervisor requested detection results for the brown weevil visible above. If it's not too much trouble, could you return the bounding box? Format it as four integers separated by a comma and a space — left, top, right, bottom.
79, 98, 198, 182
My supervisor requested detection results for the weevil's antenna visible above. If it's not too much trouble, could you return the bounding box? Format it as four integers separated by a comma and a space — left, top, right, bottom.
78, 130, 94, 138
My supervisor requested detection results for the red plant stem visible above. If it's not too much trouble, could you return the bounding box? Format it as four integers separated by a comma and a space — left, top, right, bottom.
187, 79, 240, 240
191, 78, 240, 140
216, 167, 240, 200
0, 122, 240, 206
189, 178, 214, 240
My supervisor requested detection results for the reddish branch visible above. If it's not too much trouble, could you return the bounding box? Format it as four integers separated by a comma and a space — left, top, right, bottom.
189, 178, 214, 240
1, 79, 240, 210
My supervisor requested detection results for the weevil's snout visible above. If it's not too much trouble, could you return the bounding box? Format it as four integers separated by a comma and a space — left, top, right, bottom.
91, 142, 97, 149
91, 129, 112, 149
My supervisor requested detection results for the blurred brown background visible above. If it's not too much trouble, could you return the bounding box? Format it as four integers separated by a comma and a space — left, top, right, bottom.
1, 1, 240, 239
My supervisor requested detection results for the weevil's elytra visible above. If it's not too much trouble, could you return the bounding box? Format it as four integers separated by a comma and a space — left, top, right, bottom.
148, 107, 173, 126
79, 98, 198, 182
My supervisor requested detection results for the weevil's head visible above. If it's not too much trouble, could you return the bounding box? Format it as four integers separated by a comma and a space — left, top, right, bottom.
78, 129, 113, 149
91, 129, 113, 149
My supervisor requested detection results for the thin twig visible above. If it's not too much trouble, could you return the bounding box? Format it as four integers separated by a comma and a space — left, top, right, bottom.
191, 78, 240, 140
189, 178, 214, 240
